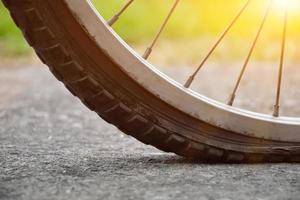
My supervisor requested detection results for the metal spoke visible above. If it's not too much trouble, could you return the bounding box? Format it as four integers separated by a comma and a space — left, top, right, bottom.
184, 0, 251, 88
107, 0, 135, 26
227, 0, 273, 106
273, 7, 288, 117
143, 0, 180, 60
106, 0, 292, 118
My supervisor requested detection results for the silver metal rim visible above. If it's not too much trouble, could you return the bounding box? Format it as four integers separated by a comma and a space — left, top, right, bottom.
65, 0, 300, 142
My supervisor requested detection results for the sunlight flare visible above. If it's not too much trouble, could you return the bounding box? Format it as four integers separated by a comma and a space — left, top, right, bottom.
273, 0, 300, 13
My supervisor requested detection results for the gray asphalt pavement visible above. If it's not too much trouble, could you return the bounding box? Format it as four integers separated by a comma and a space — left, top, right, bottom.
1, 66, 300, 200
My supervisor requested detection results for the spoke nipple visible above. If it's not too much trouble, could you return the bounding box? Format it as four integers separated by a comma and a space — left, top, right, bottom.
107, 15, 119, 26
273, 105, 280, 117
142, 48, 152, 60
227, 94, 236, 106
184, 76, 194, 88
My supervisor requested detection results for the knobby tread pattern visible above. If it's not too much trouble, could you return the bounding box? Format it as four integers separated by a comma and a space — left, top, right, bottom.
3, 0, 300, 163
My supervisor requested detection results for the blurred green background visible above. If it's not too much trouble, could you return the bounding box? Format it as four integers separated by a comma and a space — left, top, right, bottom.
1, 0, 300, 63
0, 2, 31, 57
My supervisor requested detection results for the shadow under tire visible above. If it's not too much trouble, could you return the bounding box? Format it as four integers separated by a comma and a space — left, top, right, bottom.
3, 0, 300, 163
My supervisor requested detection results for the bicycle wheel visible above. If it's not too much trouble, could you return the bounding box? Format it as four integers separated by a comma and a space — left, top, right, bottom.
3, 0, 300, 162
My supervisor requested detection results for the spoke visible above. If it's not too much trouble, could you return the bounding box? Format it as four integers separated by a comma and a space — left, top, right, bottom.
143, 0, 180, 60
227, 1, 273, 106
184, 0, 251, 88
273, 7, 288, 117
107, 0, 135, 26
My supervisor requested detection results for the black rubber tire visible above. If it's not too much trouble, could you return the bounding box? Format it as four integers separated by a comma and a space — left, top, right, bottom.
3, 0, 300, 163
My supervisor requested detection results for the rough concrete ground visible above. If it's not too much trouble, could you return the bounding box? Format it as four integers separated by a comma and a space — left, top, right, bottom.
1, 65, 300, 200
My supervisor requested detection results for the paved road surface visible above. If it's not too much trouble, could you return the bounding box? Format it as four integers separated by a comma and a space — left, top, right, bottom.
1, 66, 300, 200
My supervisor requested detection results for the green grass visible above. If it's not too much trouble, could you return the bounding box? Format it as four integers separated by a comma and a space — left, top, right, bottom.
92, 0, 260, 43
0, 2, 31, 57
1, 0, 300, 61
93, 0, 300, 61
